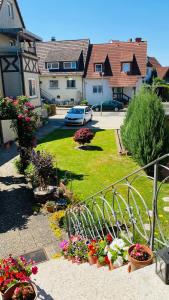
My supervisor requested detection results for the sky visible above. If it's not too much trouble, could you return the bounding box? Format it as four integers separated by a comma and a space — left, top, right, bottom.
18, 0, 169, 66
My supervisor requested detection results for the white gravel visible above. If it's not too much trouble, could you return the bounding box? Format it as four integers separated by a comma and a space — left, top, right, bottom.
32, 259, 168, 300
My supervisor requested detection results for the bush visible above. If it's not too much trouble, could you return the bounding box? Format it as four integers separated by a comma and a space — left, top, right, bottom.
80, 99, 88, 105
121, 87, 169, 167
13, 158, 23, 173
44, 103, 51, 116
74, 128, 95, 146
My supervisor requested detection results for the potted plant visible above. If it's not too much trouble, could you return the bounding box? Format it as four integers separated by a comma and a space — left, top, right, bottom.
107, 238, 128, 271
3, 282, 37, 300
96, 240, 109, 268
74, 239, 88, 264
46, 201, 55, 213
128, 243, 153, 272
0, 255, 38, 299
87, 240, 98, 265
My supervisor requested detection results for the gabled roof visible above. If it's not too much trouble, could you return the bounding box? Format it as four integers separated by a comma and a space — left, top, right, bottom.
157, 66, 169, 79
36, 39, 90, 75
86, 41, 147, 87
147, 56, 161, 68
0, 0, 25, 28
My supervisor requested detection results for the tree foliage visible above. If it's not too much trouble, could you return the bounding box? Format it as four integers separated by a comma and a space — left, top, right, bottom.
74, 128, 95, 146
121, 88, 169, 167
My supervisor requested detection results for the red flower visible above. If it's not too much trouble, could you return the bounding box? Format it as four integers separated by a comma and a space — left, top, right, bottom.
31, 266, 38, 275
104, 256, 110, 265
106, 234, 113, 243
18, 114, 24, 120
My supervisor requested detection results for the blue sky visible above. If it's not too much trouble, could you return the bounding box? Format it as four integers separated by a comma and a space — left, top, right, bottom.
18, 0, 169, 65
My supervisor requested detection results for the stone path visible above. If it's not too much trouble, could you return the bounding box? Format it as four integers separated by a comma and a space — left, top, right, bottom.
0, 159, 63, 258
31, 259, 169, 300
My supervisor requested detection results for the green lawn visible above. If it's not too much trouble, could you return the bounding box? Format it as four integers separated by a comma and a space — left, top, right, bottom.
38, 129, 169, 243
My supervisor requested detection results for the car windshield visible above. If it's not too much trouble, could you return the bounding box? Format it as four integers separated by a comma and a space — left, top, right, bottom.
68, 108, 84, 114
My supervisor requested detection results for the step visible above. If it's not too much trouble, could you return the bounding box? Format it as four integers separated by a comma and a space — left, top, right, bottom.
31, 259, 167, 300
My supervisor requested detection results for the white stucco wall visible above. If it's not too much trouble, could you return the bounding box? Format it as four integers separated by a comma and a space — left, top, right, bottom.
84, 79, 112, 105
0, 69, 3, 97
24, 72, 41, 108
1, 120, 17, 143
40, 75, 83, 103
0, 0, 23, 28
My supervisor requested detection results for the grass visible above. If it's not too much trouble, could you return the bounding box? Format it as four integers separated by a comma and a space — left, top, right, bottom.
38, 129, 169, 244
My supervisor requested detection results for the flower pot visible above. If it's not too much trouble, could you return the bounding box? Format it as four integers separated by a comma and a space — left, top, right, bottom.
72, 257, 76, 263
88, 255, 97, 265
128, 244, 153, 272
46, 205, 55, 213
97, 260, 106, 268
109, 261, 116, 271
64, 254, 68, 259
67, 256, 72, 261
2, 282, 37, 300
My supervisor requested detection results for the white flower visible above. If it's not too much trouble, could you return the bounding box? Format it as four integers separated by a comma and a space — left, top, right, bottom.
113, 256, 124, 267
110, 238, 126, 251
107, 251, 112, 262
104, 245, 109, 255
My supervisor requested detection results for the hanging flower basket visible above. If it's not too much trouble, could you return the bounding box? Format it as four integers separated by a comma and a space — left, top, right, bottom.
1, 282, 37, 300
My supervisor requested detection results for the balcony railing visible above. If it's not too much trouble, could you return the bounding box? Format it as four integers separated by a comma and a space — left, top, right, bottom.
0, 46, 36, 56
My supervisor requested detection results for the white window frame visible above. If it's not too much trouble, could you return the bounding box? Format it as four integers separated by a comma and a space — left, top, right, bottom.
93, 85, 103, 94
49, 80, 59, 89
122, 62, 131, 73
67, 79, 76, 89
28, 79, 37, 98
7, 1, 14, 18
95, 64, 103, 73
64, 62, 76, 70
46, 62, 59, 70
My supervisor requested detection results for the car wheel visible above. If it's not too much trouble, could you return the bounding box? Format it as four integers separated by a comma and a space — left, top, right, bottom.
95, 107, 100, 112
83, 119, 86, 126
90, 115, 93, 121
115, 107, 119, 112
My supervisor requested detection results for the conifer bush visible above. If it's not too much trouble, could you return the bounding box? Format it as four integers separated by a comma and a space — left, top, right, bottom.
121, 88, 169, 167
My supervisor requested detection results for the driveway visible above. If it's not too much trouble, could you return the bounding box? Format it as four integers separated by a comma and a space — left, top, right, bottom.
50, 111, 125, 130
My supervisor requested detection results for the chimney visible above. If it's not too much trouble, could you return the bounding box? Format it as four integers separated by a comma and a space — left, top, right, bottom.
135, 37, 142, 43
51, 36, 56, 42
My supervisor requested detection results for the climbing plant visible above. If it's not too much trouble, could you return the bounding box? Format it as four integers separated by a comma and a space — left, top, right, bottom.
0, 96, 38, 172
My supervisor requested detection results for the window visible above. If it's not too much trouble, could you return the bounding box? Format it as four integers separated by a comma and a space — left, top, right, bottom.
93, 85, 103, 94
67, 80, 76, 88
46, 62, 59, 70
7, 1, 14, 18
49, 80, 59, 89
28, 79, 36, 97
9, 40, 16, 47
122, 62, 131, 73
95, 64, 103, 72
64, 62, 76, 69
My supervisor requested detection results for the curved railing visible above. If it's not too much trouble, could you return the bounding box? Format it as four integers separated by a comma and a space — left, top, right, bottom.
66, 154, 169, 250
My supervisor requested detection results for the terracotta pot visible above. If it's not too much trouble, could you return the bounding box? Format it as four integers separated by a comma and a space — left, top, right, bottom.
88, 255, 97, 265
72, 257, 76, 263
67, 256, 72, 261
64, 254, 68, 259
109, 261, 117, 271
2, 282, 37, 300
97, 260, 106, 268
46, 205, 55, 213
128, 244, 153, 272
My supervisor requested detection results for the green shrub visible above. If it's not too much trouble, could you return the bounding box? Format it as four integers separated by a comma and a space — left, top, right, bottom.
13, 158, 23, 174
44, 103, 51, 116
121, 87, 169, 167
25, 163, 37, 187
80, 99, 88, 105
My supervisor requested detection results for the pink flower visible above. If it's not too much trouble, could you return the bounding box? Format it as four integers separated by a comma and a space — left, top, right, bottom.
25, 116, 31, 122
31, 266, 38, 275
18, 114, 24, 120
14, 287, 21, 296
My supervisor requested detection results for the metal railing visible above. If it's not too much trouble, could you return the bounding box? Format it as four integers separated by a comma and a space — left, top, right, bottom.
66, 154, 169, 250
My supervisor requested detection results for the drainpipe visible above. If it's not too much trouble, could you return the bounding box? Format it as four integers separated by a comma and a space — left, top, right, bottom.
17, 31, 25, 95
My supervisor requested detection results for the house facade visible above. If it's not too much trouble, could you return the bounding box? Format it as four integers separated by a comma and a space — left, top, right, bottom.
36, 39, 90, 104
147, 56, 169, 83
0, 0, 42, 144
84, 38, 147, 105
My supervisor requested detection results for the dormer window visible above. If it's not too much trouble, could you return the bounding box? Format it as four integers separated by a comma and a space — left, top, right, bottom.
122, 62, 131, 73
63, 62, 76, 69
7, 1, 14, 18
95, 64, 103, 72
46, 62, 59, 70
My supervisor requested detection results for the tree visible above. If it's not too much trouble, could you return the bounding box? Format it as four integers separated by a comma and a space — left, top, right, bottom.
121, 88, 169, 167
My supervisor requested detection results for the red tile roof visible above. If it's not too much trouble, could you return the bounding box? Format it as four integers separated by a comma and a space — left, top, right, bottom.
157, 66, 169, 79
86, 41, 147, 87
147, 56, 161, 68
